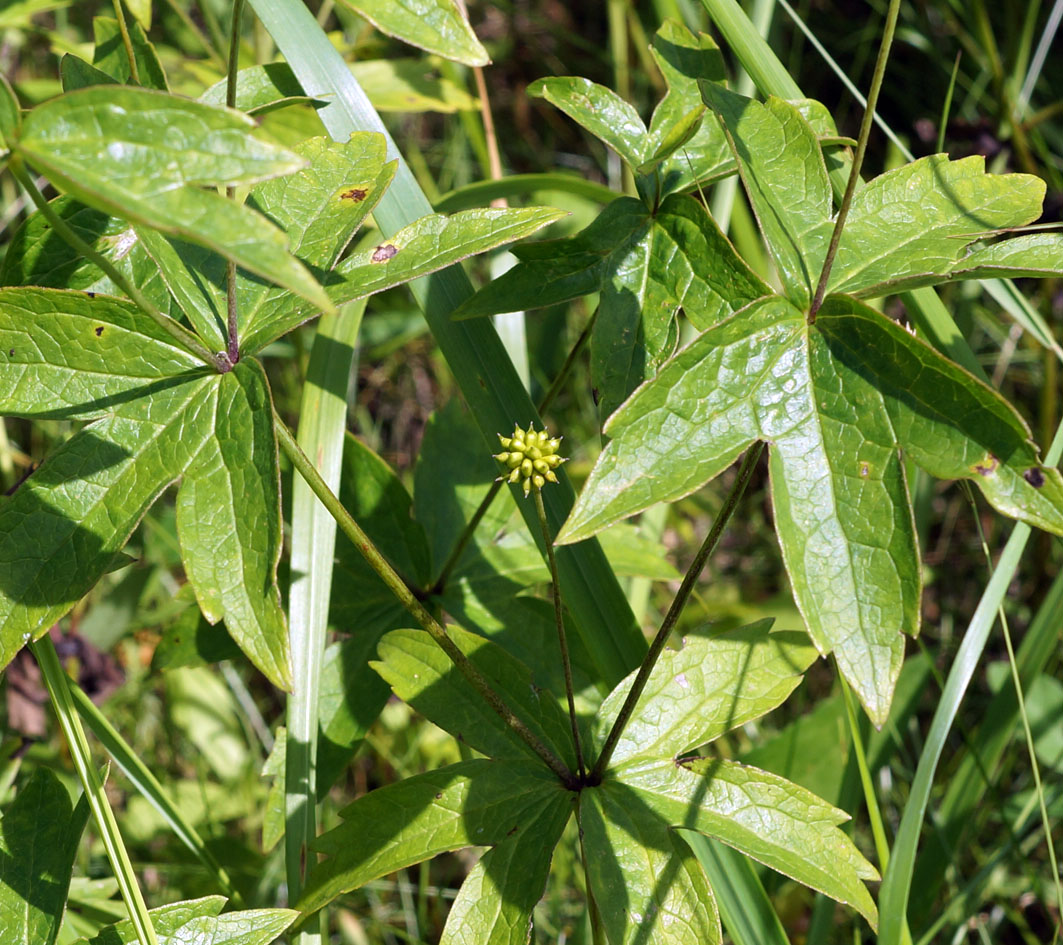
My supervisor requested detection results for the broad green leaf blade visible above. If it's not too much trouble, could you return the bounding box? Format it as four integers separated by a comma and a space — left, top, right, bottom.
299, 760, 564, 914
60, 54, 119, 91
0, 287, 205, 420
646, 20, 731, 188
83, 897, 296, 945
440, 791, 573, 945
142, 134, 395, 355
860, 232, 1063, 298
18, 87, 302, 190
529, 77, 648, 171
199, 63, 323, 114
453, 197, 647, 320
15, 87, 332, 315
92, 15, 168, 91
372, 625, 578, 767
176, 361, 290, 690
580, 786, 721, 945
0, 376, 215, 671
819, 296, 1063, 536
618, 758, 879, 927
558, 298, 798, 544
828, 155, 1047, 298
593, 621, 816, 768
0, 197, 173, 315
246, 206, 564, 353
0, 768, 89, 945
701, 86, 831, 307
337, 0, 488, 66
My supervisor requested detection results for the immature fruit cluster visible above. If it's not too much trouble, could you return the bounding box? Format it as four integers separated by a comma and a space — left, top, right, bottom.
495, 424, 566, 496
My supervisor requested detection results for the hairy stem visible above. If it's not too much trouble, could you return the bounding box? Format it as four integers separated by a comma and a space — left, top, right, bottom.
590, 442, 764, 783
807, 0, 900, 323
9, 160, 224, 371
534, 488, 585, 779
274, 410, 578, 789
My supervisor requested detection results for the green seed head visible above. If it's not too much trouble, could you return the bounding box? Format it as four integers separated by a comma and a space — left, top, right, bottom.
494, 423, 567, 496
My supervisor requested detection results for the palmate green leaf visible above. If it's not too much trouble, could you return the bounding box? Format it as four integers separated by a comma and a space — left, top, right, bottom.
560, 293, 1063, 721
298, 760, 565, 915
700, 86, 832, 308
0, 768, 89, 945
0, 287, 203, 419
13, 87, 332, 315
0, 196, 174, 316
140, 134, 395, 355
372, 625, 578, 768
593, 622, 817, 769
338, 0, 489, 66
176, 361, 291, 691
456, 193, 768, 421
529, 77, 647, 170
441, 793, 572, 945
613, 759, 879, 928
245, 206, 564, 353
827, 154, 1047, 298
80, 896, 296, 945
92, 15, 168, 91
580, 787, 721, 945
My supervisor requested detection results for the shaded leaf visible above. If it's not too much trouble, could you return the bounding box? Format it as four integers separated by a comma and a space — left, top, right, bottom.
593, 621, 817, 769
616, 758, 879, 927
580, 787, 721, 945
0, 287, 204, 420
0, 376, 215, 671
0, 75, 19, 153
60, 54, 119, 92
176, 361, 291, 690
701, 86, 831, 307
92, 16, 168, 91
0, 768, 89, 945
299, 760, 564, 914
441, 791, 573, 945
372, 625, 577, 767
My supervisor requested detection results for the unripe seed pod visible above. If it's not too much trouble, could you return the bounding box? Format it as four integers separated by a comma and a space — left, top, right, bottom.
492, 423, 567, 496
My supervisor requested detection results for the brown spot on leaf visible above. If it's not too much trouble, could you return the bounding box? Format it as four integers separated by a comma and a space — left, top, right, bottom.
95, 326, 104, 336
371, 244, 398, 263
434, 792, 443, 799
7, 349, 13, 357
1024, 467, 1046, 488
341, 187, 368, 202
85, 291, 95, 298
506, 825, 519, 837
974, 454, 999, 476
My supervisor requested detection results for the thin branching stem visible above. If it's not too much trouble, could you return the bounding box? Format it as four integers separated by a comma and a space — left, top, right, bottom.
223, 0, 246, 366
9, 160, 225, 371
111, 0, 141, 86
807, 0, 900, 324
429, 308, 597, 595
589, 442, 764, 783
534, 488, 585, 780
274, 410, 579, 789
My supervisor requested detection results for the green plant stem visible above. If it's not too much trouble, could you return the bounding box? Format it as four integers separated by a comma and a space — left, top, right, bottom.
274, 410, 578, 789
429, 308, 597, 595
590, 441, 765, 783
32, 635, 158, 945
534, 488, 585, 780
160, 0, 226, 68
8, 159, 224, 371
224, 0, 245, 366
111, 0, 141, 86
807, 0, 900, 323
